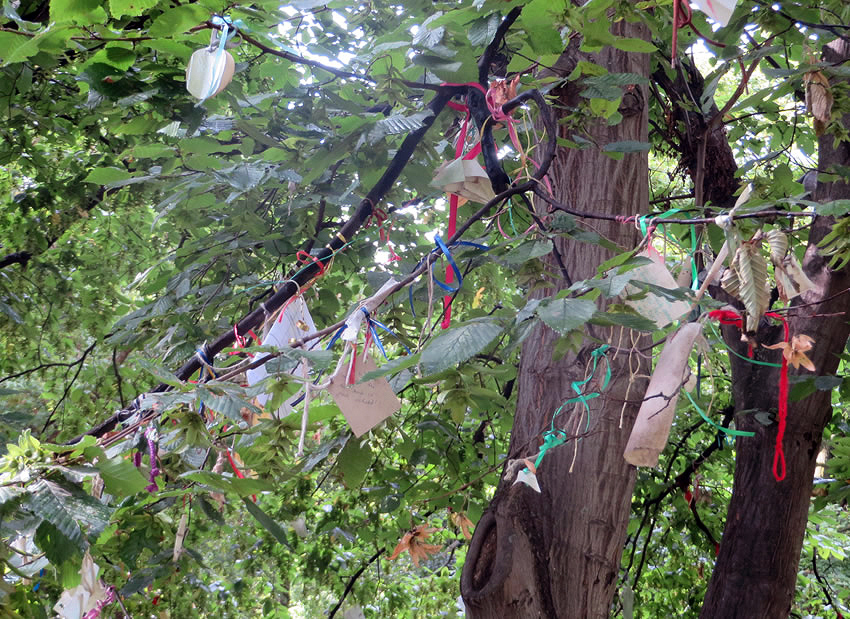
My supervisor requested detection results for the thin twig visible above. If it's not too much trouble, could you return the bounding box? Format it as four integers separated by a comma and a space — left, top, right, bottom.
327, 548, 385, 619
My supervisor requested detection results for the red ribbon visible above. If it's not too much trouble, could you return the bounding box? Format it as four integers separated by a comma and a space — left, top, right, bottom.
227, 449, 256, 502
439, 84, 490, 329
708, 309, 790, 481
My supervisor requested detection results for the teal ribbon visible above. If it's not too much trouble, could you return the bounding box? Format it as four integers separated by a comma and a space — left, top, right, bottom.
202, 15, 245, 101
684, 389, 754, 437
533, 345, 612, 469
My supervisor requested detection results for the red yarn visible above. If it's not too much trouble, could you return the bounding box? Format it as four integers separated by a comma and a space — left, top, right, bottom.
708, 310, 790, 482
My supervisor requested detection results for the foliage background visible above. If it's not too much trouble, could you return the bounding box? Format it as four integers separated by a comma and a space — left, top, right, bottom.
1, 0, 849, 616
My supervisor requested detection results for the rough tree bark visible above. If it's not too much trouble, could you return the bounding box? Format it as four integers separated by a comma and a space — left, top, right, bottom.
460, 21, 650, 618
700, 38, 850, 617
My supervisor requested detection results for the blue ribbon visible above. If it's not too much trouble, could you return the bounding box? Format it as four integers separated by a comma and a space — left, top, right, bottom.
409, 236, 491, 314
201, 17, 232, 101
361, 307, 412, 358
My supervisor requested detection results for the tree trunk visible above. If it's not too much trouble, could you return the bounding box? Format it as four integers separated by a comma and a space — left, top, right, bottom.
461, 22, 650, 618
700, 38, 850, 617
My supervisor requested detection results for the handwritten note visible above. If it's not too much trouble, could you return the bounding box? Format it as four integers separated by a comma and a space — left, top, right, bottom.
327, 355, 401, 437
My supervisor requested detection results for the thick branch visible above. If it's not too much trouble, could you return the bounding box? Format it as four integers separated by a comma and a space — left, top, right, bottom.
0, 251, 32, 270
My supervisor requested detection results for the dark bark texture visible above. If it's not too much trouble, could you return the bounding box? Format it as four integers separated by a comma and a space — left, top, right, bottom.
700, 38, 850, 618
461, 21, 650, 618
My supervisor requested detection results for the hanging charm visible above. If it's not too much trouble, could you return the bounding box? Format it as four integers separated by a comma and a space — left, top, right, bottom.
186, 17, 236, 101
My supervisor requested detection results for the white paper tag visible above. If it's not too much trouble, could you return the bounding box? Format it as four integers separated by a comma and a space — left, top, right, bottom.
246, 298, 317, 418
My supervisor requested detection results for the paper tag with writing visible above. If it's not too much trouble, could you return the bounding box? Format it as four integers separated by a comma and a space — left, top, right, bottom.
327, 355, 401, 437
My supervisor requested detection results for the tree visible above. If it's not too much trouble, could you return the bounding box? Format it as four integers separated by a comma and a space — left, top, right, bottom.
2, 0, 850, 617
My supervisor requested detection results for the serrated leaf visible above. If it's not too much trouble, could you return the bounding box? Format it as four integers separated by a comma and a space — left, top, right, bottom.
337, 439, 372, 489
602, 140, 651, 153
368, 110, 434, 143
148, 4, 209, 37
420, 318, 505, 374
500, 239, 553, 265
96, 457, 148, 496
136, 358, 183, 388
731, 243, 770, 331
83, 166, 133, 186
359, 353, 420, 382
204, 393, 260, 423
536, 298, 596, 335
468, 14, 501, 46
263, 346, 334, 373
720, 267, 739, 297
108, 0, 158, 19
412, 13, 445, 49
0, 485, 24, 506
815, 199, 850, 216
181, 471, 272, 496
612, 37, 656, 53
590, 311, 657, 331
764, 229, 787, 264
25, 480, 84, 549
243, 498, 293, 549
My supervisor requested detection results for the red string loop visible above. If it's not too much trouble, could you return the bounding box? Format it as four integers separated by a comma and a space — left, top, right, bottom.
708, 309, 790, 481
296, 250, 327, 277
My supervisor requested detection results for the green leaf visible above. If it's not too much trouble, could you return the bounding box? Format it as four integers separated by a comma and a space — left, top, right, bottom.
243, 498, 293, 549
108, 0, 160, 19
815, 199, 850, 216
181, 471, 273, 496
590, 310, 657, 332
0, 485, 24, 507
337, 439, 372, 489
136, 358, 183, 387
35, 520, 80, 565
602, 141, 651, 153
148, 4, 209, 37
25, 480, 84, 549
500, 239, 553, 265
612, 38, 657, 53
97, 457, 149, 496
84, 166, 133, 186
421, 318, 506, 374
360, 353, 421, 382
535, 298, 596, 335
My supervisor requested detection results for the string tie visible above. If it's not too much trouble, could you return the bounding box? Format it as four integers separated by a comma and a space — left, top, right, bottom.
708, 309, 790, 481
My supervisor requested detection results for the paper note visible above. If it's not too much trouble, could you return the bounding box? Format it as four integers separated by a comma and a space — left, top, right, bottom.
327, 355, 401, 437
246, 297, 317, 418
625, 248, 691, 328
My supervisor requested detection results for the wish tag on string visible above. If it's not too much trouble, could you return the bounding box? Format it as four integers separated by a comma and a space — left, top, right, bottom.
624, 247, 691, 328
432, 158, 496, 205
624, 322, 703, 467
327, 354, 401, 437
246, 297, 317, 419
513, 467, 541, 493
693, 0, 738, 27
186, 27, 235, 101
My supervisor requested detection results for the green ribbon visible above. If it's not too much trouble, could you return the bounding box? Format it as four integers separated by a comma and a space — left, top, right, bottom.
684, 389, 755, 437
533, 345, 612, 469
706, 321, 782, 367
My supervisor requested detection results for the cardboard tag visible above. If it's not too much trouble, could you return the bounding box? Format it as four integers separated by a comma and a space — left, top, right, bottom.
327, 355, 400, 437
625, 248, 691, 328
